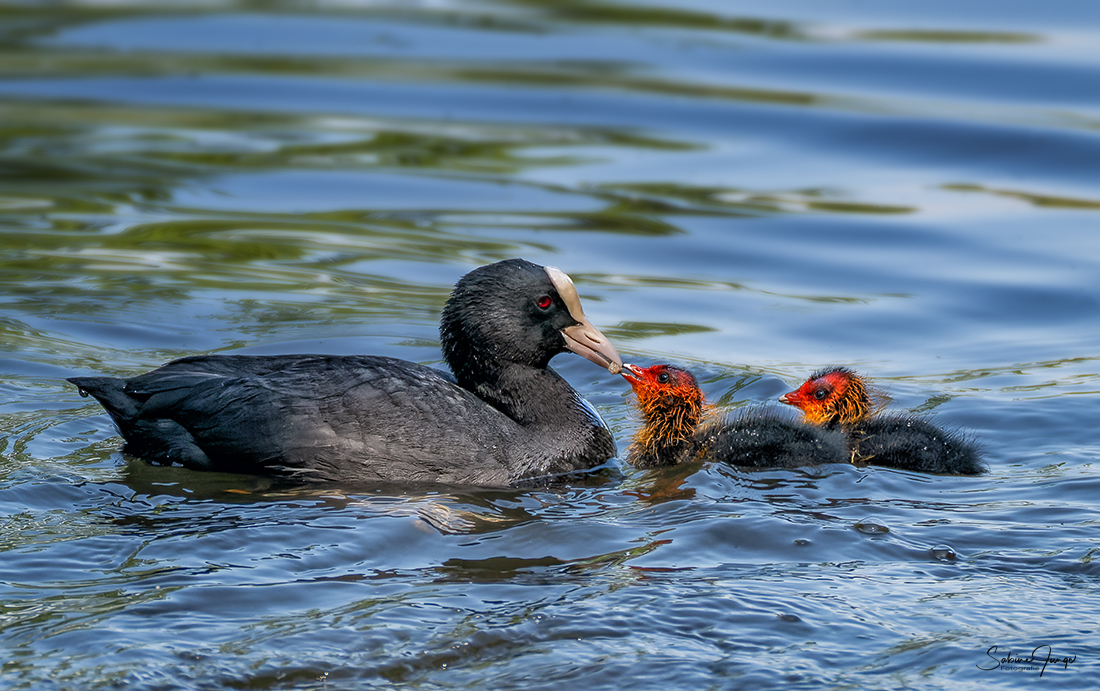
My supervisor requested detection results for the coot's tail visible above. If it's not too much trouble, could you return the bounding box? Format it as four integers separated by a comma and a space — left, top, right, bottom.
68, 375, 218, 469
68, 376, 137, 422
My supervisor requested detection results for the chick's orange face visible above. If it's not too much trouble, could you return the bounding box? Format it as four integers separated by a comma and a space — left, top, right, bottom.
622, 363, 705, 418
780, 369, 854, 425
622, 364, 697, 396
622, 363, 706, 447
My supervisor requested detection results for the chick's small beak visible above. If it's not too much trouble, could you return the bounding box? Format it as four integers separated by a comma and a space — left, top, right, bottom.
620, 363, 644, 384
778, 392, 797, 406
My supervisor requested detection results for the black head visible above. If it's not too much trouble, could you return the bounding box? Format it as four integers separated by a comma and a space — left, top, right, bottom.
440, 259, 621, 388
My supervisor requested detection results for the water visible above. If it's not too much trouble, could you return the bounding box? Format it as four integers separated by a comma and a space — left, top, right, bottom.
2, 1, 1099, 688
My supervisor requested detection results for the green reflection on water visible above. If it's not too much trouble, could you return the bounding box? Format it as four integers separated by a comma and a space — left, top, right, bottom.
857, 30, 1038, 45
603, 321, 718, 341
0, 91, 701, 334
944, 183, 1100, 211
603, 182, 915, 216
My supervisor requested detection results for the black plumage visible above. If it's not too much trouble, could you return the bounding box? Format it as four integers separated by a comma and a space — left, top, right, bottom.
851, 415, 984, 475
69, 259, 622, 486
698, 409, 849, 468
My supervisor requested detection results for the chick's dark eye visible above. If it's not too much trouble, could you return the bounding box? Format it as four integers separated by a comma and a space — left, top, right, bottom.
657, 372, 670, 384
814, 388, 827, 400
536, 295, 553, 310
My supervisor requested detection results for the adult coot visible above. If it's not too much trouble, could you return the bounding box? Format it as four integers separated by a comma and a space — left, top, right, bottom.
69, 259, 624, 486
780, 366, 985, 475
621, 363, 847, 469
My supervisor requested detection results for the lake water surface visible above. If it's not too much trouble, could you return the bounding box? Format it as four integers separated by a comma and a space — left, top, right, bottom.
2, 1, 1099, 689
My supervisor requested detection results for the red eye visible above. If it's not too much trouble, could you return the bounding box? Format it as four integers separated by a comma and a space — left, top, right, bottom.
536, 295, 553, 310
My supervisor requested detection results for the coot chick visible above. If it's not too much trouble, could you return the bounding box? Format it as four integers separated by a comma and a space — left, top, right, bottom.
780, 366, 984, 475
621, 364, 847, 469
69, 259, 623, 486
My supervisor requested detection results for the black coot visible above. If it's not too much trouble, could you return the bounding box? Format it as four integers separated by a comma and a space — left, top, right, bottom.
69, 259, 623, 486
